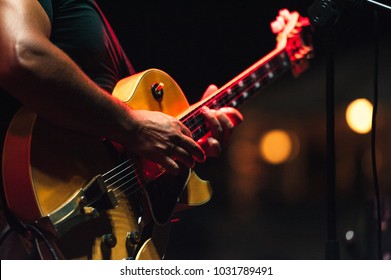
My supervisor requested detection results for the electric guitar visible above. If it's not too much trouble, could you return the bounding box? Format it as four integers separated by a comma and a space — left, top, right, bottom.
1, 9, 313, 259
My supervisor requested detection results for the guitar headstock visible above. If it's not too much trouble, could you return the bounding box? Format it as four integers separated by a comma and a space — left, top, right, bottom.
271, 9, 314, 77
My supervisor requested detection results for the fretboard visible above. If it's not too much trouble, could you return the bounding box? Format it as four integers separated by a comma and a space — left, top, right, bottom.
180, 49, 291, 141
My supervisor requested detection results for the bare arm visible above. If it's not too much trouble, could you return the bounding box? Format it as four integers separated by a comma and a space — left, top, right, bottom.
0, 0, 204, 174
0, 1, 126, 132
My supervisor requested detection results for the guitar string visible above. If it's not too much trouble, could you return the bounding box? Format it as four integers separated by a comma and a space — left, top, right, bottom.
102, 162, 139, 195
83, 165, 140, 207
181, 55, 282, 122
103, 163, 132, 185
101, 160, 148, 199
108, 170, 136, 193
93, 54, 290, 202
82, 178, 141, 208
102, 159, 131, 177
113, 177, 140, 199
182, 56, 289, 135
180, 51, 287, 125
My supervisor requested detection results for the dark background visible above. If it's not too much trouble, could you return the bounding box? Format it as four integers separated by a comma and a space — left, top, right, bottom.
98, 0, 391, 259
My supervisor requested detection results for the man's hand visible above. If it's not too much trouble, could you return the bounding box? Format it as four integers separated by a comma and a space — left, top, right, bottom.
122, 84, 243, 175
198, 84, 243, 157
121, 109, 206, 175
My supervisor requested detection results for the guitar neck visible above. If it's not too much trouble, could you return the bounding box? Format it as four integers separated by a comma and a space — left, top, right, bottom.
180, 48, 291, 141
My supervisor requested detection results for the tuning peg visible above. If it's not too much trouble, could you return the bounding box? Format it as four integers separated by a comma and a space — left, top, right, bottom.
270, 19, 284, 34
279, 9, 292, 22
276, 15, 285, 26
298, 17, 311, 27
271, 14, 286, 34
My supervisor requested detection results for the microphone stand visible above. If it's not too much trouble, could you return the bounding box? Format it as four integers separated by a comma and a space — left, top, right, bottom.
308, 0, 345, 260
309, 0, 391, 260
324, 27, 340, 260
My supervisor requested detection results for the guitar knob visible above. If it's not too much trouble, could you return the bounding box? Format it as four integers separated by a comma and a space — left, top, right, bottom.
101, 234, 117, 248
151, 82, 164, 102
125, 231, 141, 257
126, 231, 141, 245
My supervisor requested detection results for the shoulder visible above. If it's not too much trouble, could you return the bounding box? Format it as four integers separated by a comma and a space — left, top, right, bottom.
0, 0, 51, 37
0, 0, 52, 78
37, 0, 53, 23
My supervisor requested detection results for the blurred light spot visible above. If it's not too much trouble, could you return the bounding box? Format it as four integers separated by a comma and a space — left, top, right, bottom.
345, 230, 355, 241
228, 140, 258, 175
259, 129, 294, 165
346, 98, 373, 134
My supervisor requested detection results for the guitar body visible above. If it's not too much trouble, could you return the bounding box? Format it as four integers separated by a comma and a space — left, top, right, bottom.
2, 69, 212, 259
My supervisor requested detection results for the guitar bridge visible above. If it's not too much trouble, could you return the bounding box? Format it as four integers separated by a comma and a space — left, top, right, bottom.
36, 175, 118, 237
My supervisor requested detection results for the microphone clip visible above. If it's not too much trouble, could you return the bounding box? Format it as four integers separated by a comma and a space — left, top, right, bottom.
308, 0, 347, 27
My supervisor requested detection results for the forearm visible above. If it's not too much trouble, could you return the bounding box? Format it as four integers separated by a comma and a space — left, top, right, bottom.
1, 37, 138, 144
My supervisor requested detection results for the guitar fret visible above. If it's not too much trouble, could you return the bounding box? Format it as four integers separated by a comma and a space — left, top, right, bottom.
180, 50, 291, 143
192, 124, 207, 141
183, 114, 201, 129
